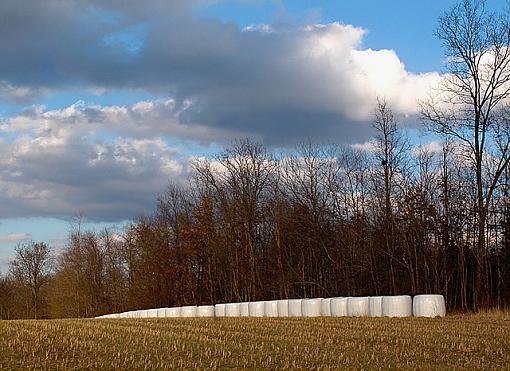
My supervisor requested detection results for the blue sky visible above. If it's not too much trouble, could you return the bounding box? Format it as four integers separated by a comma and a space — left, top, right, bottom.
0, 0, 505, 271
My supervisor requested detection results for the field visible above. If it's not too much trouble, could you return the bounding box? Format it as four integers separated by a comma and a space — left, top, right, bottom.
0, 314, 509, 370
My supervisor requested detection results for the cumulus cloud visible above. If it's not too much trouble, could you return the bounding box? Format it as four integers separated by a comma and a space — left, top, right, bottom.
0, 81, 46, 104
0, 0, 445, 221
0, 102, 194, 221
1, 100, 232, 142
0, 233, 32, 242
0, 1, 440, 144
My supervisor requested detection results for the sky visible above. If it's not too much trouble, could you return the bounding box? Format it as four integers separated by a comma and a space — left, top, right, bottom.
0, 0, 505, 272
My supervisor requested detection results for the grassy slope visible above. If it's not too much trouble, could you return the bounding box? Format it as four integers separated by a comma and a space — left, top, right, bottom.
0, 315, 508, 370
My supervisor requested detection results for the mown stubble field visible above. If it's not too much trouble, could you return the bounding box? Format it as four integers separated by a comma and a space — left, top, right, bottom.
0, 314, 508, 370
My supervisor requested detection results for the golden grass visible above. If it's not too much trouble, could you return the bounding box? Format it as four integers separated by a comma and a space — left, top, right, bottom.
0, 315, 508, 370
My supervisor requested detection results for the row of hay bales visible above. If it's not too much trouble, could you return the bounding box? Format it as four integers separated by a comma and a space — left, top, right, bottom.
96, 294, 445, 319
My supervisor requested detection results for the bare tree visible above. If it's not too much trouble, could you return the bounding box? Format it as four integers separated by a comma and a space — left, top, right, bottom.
420, 0, 510, 308
193, 139, 276, 301
9, 242, 52, 319
372, 98, 409, 294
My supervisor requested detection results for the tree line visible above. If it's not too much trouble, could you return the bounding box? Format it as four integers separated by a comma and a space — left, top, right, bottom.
1, 0, 510, 319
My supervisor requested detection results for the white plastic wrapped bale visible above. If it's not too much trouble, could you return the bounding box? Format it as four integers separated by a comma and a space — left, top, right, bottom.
139, 310, 149, 318
413, 294, 446, 317
215, 304, 226, 317
347, 297, 369, 317
134, 310, 143, 318
382, 295, 412, 317
147, 309, 159, 318
330, 297, 348, 317
225, 303, 241, 317
165, 307, 181, 318
248, 301, 265, 317
302, 298, 323, 317
368, 296, 383, 317
240, 302, 250, 317
288, 299, 302, 317
264, 300, 279, 317
320, 298, 332, 316
196, 305, 215, 317
181, 306, 198, 317
277, 300, 289, 317
157, 308, 167, 317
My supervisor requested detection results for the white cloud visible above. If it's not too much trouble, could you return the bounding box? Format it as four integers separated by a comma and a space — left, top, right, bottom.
351, 140, 377, 153
0, 0, 442, 144
414, 140, 444, 155
0, 81, 47, 104
0, 1, 449, 222
0, 101, 196, 221
1, 99, 229, 143
0, 233, 32, 242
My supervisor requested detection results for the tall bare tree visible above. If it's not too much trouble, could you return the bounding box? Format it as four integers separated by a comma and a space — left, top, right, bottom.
9, 242, 52, 319
372, 98, 409, 294
421, 0, 510, 308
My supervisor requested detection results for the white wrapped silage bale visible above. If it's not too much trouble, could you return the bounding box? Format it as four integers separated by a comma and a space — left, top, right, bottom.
181, 306, 197, 317
225, 303, 241, 317
126, 311, 134, 318
382, 295, 412, 317
264, 300, 279, 317
302, 298, 323, 317
320, 298, 332, 316
413, 294, 446, 317
277, 300, 289, 317
165, 307, 181, 317
347, 297, 369, 317
157, 308, 167, 317
368, 296, 383, 317
215, 304, 226, 317
240, 302, 250, 317
288, 299, 302, 317
140, 310, 149, 318
248, 301, 265, 317
134, 310, 143, 318
147, 309, 159, 318
196, 305, 215, 317
330, 297, 348, 317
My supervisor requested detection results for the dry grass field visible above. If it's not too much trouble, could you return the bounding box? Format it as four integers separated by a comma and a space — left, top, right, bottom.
0, 314, 509, 370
